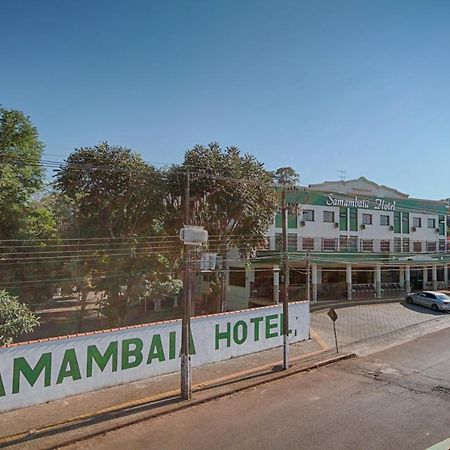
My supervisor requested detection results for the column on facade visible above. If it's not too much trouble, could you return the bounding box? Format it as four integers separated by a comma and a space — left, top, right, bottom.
423, 266, 428, 290
432, 265, 437, 291
311, 263, 318, 303
444, 264, 449, 288
399, 266, 405, 289
317, 266, 322, 285
346, 264, 352, 301
273, 267, 280, 304
405, 265, 411, 295
375, 264, 382, 299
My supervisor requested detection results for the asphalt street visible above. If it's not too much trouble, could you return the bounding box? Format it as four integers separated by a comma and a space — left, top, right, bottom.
68, 325, 450, 450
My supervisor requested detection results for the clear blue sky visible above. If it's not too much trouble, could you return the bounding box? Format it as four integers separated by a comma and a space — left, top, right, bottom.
1, 0, 450, 199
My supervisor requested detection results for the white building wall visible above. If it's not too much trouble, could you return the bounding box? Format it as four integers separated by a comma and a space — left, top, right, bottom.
268, 206, 443, 251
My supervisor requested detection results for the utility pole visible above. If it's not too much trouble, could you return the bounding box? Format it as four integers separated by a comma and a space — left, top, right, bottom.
281, 187, 289, 370
220, 256, 226, 313
181, 171, 192, 400
306, 250, 311, 301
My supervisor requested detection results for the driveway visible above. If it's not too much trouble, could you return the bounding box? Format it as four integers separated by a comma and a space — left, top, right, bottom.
311, 301, 450, 355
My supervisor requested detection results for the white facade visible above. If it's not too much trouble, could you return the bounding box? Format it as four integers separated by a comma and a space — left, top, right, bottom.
232, 177, 450, 306
267, 177, 447, 253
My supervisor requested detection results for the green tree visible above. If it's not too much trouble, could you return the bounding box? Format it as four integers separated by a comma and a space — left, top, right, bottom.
41, 193, 96, 331
165, 142, 277, 312
0, 107, 60, 304
272, 167, 300, 186
5, 195, 60, 304
55, 142, 165, 326
55, 142, 163, 239
0, 107, 45, 239
0, 290, 39, 345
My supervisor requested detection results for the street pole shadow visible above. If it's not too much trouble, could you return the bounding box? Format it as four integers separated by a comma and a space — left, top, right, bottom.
0, 395, 181, 449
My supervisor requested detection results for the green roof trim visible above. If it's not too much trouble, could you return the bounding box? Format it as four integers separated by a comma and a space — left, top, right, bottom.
253, 251, 450, 265
276, 188, 448, 215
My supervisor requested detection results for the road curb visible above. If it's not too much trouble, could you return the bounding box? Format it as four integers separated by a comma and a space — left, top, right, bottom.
0, 353, 356, 449
310, 298, 403, 312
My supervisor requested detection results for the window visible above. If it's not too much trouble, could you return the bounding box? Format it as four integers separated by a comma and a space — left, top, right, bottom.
439, 215, 446, 235
402, 212, 409, 234
413, 241, 422, 252
229, 268, 246, 287
361, 239, 373, 252
339, 236, 357, 252
394, 211, 401, 233
288, 233, 297, 251
427, 218, 436, 229
380, 240, 390, 252
394, 237, 402, 252
275, 233, 282, 251
339, 208, 348, 231
362, 214, 372, 225
380, 215, 390, 226
253, 271, 274, 299
413, 217, 422, 228
287, 214, 297, 228
323, 211, 334, 223
426, 241, 437, 252
439, 239, 446, 252
349, 208, 358, 231
275, 213, 282, 227
276, 213, 297, 228
339, 235, 348, 251
322, 238, 337, 251
402, 238, 410, 253
275, 233, 297, 252
303, 210, 314, 221
302, 237, 314, 250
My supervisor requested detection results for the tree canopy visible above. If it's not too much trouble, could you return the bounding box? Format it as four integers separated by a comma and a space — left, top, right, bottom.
55, 142, 163, 239
0, 290, 39, 346
54, 142, 169, 325
165, 143, 277, 311
0, 107, 60, 304
272, 166, 300, 186
166, 142, 277, 256
0, 107, 45, 239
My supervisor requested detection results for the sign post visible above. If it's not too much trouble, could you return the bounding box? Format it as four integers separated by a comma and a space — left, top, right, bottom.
179, 171, 208, 400
327, 308, 339, 353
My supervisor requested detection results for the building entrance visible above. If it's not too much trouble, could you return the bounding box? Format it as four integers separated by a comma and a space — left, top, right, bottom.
410, 268, 423, 291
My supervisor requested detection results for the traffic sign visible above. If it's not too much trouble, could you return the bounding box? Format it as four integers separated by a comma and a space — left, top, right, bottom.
327, 308, 338, 322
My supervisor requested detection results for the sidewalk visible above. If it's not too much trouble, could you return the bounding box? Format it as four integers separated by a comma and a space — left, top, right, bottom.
0, 333, 348, 449
4, 301, 446, 449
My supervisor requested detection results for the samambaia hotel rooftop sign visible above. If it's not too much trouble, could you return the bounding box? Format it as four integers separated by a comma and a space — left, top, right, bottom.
326, 193, 396, 211
282, 189, 447, 214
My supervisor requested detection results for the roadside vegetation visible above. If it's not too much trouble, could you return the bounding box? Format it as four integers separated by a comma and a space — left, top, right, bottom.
0, 106, 290, 343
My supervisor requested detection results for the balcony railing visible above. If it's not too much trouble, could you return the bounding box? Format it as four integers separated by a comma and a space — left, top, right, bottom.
265, 236, 449, 254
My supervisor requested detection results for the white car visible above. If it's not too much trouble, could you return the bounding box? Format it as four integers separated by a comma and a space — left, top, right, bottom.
406, 291, 450, 312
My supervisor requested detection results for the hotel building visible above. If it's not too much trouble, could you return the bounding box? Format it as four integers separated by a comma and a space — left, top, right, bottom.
226, 177, 449, 310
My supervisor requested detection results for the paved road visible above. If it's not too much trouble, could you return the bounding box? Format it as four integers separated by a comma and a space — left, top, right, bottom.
312, 302, 450, 355
68, 325, 450, 450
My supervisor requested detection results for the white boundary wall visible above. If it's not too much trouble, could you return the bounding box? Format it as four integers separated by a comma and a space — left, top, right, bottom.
0, 301, 309, 412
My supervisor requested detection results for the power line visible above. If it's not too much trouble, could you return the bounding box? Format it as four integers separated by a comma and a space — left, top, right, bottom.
0, 233, 269, 245
4, 155, 446, 215
1, 155, 272, 187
